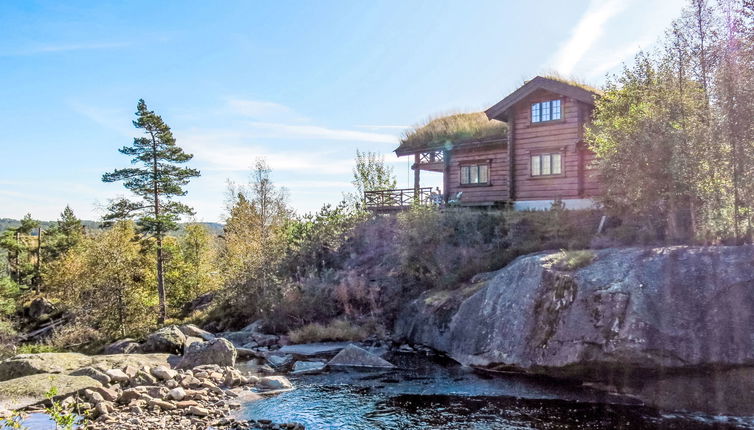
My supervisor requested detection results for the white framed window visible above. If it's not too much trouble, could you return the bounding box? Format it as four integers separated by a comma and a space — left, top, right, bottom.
531, 153, 562, 176
460, 164, 489, 185
531, 99, 562, 123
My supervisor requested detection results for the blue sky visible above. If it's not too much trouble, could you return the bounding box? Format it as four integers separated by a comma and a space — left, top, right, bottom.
0, 0, 685, 222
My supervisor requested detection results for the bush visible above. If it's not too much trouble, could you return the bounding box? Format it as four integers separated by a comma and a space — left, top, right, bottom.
287, 319, 367, 344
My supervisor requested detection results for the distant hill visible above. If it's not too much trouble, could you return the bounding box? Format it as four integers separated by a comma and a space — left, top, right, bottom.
0, 218, 224, 236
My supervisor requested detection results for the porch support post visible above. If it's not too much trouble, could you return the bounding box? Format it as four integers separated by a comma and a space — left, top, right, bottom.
443, 149, 450, 203
413, 153, 421, 194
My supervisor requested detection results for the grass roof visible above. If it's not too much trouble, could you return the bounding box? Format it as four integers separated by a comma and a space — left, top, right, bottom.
540, 73, 602, 94
397, 112, 507, 154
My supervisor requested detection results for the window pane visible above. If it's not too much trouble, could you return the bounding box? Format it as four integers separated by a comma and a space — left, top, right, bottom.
471, 165, 479, 183
541, 101, 551, 121
531, 103, 540, 123
552, 100, 561, 120
479, 164, 488, 183
461, 166, 469, 184
531, 155, 541, 176
552, 153, 562, 174
542, 154, 551, 175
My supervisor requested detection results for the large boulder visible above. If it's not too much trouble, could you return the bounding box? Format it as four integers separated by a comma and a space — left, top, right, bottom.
327, 344, 394, 368
89, 353, 177, 372
178, 324, 215, 342
103, 338, 141, 355
0, 353, 91, 382
141, 326, 187, 354
28, 298, 55, 321
0, 373, 101, 410
394, 246, 754, 414
176, 338, 237, 369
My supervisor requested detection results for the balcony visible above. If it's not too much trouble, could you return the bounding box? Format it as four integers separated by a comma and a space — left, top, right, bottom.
364, 187, 434, 211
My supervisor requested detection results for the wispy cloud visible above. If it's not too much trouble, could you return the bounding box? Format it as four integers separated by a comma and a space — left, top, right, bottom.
225, 98, 308, 122
549, 0, 629, 75
1, 41, 129, 56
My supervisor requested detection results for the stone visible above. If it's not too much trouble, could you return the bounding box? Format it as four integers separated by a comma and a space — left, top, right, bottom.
0, 373, 101, 411
84, 389, 105, 403
150, 365, 177, 381
28, 298, 55, 320
184, 336, 204, 352
178, 324, 216, 342
177, 338, 237, 369
103, 338, 141, 355
90, 353, 176, 373
393, 245, 754, 415
257, 376, 293, 391
187, 405, 209, 416
91, 386, 119, 402
132, 370, 157, 386
236, 347, 264, 360
0, 353, 91, 381
165, 379, 178, 389
327, 345, 395, 368
266, 354, 293, 369
119, 388, 145, 404
105, 368, 129, 383
168, 386, 186, 401
277, 342, 351, 358
70, 367, 111, 385
176, 400, 199, 408
141, 325, 187, 355
290, 361, 326, 375
241, 320, 264, 333
148, 398, 176, 410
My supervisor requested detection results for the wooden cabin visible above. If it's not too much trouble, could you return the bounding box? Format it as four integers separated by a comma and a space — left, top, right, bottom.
365, 76, 601, 211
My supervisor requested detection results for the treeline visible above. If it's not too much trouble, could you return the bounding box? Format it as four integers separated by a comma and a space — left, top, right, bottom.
587, 0, 754, 243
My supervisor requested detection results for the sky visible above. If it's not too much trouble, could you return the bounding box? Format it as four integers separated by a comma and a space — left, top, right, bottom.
0, 0, 686, 222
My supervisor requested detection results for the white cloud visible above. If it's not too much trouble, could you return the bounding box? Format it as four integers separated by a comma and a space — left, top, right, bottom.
549, 0, 629, 75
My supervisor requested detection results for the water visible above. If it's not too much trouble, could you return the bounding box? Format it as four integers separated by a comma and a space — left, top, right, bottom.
241, 353, 754, 429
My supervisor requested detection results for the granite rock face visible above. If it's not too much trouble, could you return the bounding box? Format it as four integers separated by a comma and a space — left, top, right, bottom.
394, 246, 754, 414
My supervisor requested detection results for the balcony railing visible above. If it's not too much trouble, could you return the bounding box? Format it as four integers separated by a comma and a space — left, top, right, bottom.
418, 150, 444, 164
364, 187, 434, 211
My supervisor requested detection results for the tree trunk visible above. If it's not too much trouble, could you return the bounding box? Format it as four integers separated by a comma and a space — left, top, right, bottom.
156, 237, 166, 325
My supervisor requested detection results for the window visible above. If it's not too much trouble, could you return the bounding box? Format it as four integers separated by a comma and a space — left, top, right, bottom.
531, 153, 562, 176
531, 99, 562, 123
460, 163, 489, 185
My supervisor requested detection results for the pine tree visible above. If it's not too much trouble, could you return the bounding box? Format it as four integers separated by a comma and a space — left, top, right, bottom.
102, 99, 200, 324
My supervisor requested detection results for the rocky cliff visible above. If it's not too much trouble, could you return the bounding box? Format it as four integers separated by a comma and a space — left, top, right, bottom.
394, 246, 754, 415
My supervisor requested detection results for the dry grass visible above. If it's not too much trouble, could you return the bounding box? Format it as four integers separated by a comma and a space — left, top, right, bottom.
397, 112, 507, 152
287, 319, 367, 344
548, 250, 596, 271
540, 72, 602, 94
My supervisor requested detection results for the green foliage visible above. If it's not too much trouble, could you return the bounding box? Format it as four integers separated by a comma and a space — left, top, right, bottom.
102, 99, 200, 324
347, 150, 397, 206
0, 411, 29, 430
45, 221, 156, 341
16, 344, 59, 354
398, 112, 507, 152
44, 387, 77, 430
0, 214, 41, 288
287, 319, 367, 344
548, 250, 596, 271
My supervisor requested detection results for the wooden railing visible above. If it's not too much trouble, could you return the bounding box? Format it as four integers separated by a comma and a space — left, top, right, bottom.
364, 187, 434, 210
418, 150, 444, 164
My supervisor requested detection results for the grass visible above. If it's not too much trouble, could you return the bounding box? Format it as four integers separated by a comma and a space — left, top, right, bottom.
397, 112, 507, 153
540, 73, 602, 94
549, 250, 596, 271
17, 344, 60, 354
287, 319, 367, 344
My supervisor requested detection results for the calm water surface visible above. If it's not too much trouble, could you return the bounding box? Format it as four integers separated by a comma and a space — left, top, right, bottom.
242, 353, 754, 430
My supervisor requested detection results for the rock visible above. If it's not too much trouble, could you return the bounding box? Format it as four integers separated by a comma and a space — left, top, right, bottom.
91, 386, 119, 402
105, 368, 129, 383
176, 400, 199, 408
177, 338, 237, 369
185, 292, 215, 314
0, 373, 101, 410
291, 361, 326, 375
327, 345, 395, 368
141, 326, 186, 354
393, 246, 754, 415
0, 353, 92, 381
168, 386, 186, 401
178, 324, 216, 342
148, 398, 176, 410
103, 339, 141, 355
241, 320, 264, 333
187, 405, 209, 416
236, 347, 264, 360
266, 354, 293, 369
277, 342, 351, 358
150, 365, 177, 381
184, 336, 204, 353
132, 370, 157, 386
90, 353, 176, 372
28, 298, 55, 320
119, 388, 145, 404
258, 376, 293, 391
84, 388, 105, 403
70, 367, 111, 385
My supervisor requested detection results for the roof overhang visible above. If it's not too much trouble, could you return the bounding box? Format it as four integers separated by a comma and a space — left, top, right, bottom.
394, 136, 507, 157
485, 76, 601, 122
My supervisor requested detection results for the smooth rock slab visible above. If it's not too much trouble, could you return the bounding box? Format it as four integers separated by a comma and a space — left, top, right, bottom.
0, 373, 102, 410
278, 342, 351, 358
0, 353, 91, 381
327, 345, 395, 368
290, 361, 326, 375
257, 376, 293, 391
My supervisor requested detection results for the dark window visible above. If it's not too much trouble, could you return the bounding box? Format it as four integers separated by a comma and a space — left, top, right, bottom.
531, 153, 562, 176
531, 99, 562, 123
460, 164, 489, 184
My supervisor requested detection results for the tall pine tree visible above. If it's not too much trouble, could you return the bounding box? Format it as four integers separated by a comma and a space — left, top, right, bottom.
103, 99, 200, 324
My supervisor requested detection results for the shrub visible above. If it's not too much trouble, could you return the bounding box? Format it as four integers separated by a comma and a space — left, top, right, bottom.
548, 250, 596, 271
287, 319, 367, 344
